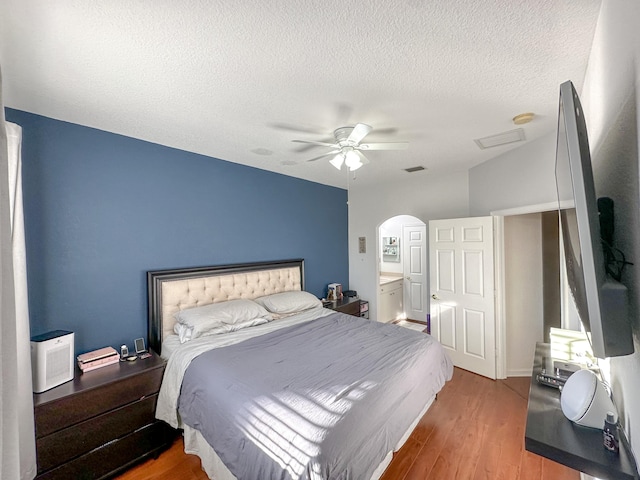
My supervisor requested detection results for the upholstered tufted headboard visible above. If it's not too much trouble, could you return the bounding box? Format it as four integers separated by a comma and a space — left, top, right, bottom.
147, 259, 304, 355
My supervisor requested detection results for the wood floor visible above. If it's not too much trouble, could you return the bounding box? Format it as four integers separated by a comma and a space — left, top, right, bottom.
116, 368, 579, 480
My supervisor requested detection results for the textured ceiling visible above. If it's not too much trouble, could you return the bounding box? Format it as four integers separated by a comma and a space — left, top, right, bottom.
0, 0, 601, 189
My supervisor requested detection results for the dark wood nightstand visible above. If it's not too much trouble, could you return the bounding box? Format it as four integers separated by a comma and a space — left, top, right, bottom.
327, 297, 363, 317
34, 351, 176, 480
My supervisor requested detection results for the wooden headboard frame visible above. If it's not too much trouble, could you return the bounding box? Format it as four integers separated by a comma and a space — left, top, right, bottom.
147, 259, 305, 354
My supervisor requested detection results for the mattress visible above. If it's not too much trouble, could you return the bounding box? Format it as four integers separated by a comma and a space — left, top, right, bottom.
156, 308, 452, 479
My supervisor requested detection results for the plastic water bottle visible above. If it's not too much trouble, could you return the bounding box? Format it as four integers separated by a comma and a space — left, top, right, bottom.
603, 411, 619, 453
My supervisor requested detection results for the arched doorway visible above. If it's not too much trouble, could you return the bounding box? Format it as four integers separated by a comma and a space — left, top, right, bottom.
377, 215, 427, 327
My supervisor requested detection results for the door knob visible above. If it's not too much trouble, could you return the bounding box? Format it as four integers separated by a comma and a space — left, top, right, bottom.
432, 294, 439, 300
406, 276, 411, 280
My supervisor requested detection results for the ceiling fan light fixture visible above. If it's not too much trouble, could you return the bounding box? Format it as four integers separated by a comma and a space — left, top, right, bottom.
329, 154, 344, 170
348, 160, 363, 171
344, 150, 361, 170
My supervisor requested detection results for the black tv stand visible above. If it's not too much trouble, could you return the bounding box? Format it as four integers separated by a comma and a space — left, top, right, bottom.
525, 343, 638, 479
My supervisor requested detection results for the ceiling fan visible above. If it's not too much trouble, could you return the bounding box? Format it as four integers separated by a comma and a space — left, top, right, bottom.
292, 123, 408, 171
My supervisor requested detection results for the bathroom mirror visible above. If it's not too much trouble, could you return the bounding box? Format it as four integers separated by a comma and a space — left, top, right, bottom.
382, 237, 400, 262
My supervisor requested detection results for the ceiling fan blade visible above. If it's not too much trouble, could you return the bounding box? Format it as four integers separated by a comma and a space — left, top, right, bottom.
270, 122, 324, 134
306, 151, 340, 162
371, 127, 398, 135
294, 143, 321, 153
358, 142, 409, 151
335, 104, 353, 126
347, 123, 373, 144
292, 139, 337, 148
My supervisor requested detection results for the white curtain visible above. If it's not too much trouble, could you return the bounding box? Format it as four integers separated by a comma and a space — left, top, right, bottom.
0, 66, 37, 479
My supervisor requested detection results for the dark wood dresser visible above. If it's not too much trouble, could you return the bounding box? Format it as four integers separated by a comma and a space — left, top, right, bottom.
34, 351, 176, 480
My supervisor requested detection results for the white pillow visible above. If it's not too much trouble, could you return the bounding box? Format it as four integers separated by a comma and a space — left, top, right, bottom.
173, 299, 272, 341
254, 291, 322, 315
174, 316, 269, 343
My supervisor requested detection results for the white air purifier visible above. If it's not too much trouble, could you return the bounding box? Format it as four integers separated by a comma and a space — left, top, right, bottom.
30, 330, 75, 393
560, 369, 616, 429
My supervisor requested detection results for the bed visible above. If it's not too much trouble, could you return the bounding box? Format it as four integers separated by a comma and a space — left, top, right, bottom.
149, 259, 453, 480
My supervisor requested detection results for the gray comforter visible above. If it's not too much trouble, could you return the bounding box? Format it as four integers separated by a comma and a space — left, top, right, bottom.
178, 312, 452, 480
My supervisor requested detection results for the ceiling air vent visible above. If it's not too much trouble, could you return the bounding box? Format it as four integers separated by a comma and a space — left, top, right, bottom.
474, 128, 526, 149
405, 166, 426, 173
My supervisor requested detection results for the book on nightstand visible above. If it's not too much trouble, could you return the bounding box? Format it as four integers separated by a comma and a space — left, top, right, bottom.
77, 346, 119, 372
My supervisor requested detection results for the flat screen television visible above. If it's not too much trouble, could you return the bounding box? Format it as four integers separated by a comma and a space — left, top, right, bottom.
555, 80, 634, 358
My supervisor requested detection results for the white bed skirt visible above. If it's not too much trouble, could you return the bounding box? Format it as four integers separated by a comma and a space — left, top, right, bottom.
182, 395, 436, 480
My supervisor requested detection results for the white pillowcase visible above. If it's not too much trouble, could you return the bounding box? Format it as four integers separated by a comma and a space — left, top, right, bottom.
174, 316, 269, 343
254, 290, 322, 316
173, 299, 272, 343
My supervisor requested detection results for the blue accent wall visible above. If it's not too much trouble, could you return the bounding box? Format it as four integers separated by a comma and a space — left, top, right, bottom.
6, 109, 349, 355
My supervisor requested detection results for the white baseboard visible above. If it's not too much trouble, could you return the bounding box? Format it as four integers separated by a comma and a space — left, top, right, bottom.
506, 368, 533, 377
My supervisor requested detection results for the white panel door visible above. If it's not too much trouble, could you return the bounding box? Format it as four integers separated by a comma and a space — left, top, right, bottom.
429, 216, 496, 379
402, 224, 427, 322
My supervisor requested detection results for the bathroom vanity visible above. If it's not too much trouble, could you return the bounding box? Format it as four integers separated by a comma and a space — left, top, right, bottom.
379, 275, 403, 322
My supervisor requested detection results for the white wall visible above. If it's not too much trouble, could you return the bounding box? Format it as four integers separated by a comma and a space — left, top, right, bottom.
504, 213, 545, 376
348, 170, 469, 322
581, 0, 640, 465
468, 133, 557, 216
